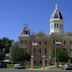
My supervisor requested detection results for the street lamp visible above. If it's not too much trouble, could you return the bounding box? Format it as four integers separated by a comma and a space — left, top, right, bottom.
55, 44, 57, 67
42, 55, 45, 68
31, 55, 34, 68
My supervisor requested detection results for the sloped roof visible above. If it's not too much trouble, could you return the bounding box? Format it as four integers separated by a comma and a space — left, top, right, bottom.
50, 4, 63, 20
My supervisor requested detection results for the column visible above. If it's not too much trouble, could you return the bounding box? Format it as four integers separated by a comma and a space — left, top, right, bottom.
42, 55, 45, 69
31, 55, 34, 68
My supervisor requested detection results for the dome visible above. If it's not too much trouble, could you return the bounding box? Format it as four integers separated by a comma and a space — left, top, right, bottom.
50, 4, 63, 20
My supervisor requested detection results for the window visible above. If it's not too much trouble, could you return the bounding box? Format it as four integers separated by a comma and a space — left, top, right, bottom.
34, 48, 36, 53
45, 48, 47, 53
24, 40, 27, 44
44, 41, 47, 45
70, 40, 72, 45
26, 30, 28, 34
54, 24, 56, 28
54, 24, 59, 28
39, 41, 41, 45
34, 61, 36, 64
64, 40, 66, 45
70, 48, 72, 53
40, 61, 42, 63
20, 40, 24, 44
57, 24, 58, 28
54, 24, 59, 29
39, 48, 41, 53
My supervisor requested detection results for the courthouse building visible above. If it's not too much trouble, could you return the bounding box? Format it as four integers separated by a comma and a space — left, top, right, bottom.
19, 5, 72, 65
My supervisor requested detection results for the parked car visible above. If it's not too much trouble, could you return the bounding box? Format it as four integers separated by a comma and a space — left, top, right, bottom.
0, 61, 7, 68
64, 63, 72, 70
14, 64, 25, 69
4, 59, 10, 63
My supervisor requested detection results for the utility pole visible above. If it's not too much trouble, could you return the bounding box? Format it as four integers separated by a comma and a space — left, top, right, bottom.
54, 41, 57, 67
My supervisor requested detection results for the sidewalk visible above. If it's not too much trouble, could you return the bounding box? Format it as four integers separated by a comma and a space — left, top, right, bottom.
46, 65, 64, 70
27, 65, 64, 70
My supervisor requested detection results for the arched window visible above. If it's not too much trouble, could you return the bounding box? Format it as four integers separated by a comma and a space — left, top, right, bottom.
54, 24, 56, 28
44, 41, 47, 45
45, 48, 47, 53
64, 40, 66, 45
57, 24, 58, 28
26, 30, 28, 34
70, 40, 72, 45
40, 60, 42, 63
39, 41, 41, 45
39, 48, 41, 54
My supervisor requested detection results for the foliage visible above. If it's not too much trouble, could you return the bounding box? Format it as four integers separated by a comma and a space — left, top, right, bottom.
51, 45, 69, 62
7, 64, 14, 68
0, 39, 3, 52
0, 52, 5, 60
9, 41, 18, 56
11, 48, 31, 63
0, 37, 12, 53
2, 37, 12, 53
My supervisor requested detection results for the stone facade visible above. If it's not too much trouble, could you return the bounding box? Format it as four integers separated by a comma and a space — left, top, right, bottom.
19, 27, 72, 65
18, 5, 72, 65
19, 31, 52, 65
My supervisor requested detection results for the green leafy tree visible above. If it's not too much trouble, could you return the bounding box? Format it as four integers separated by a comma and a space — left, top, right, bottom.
2, 37, 12, 53
51, 45, 69, 62
9, 41, 18, 56
0, 39, 3, 52
11, 48, 31, 63
0, 52, 5, 60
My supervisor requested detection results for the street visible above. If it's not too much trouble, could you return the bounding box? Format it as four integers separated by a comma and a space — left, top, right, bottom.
0, 69, 72, 72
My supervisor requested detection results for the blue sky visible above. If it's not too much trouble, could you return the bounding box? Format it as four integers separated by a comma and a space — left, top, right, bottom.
0, 0, 72, 41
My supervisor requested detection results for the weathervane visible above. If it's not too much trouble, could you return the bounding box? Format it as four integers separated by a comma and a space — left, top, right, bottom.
55, 4, 58, 9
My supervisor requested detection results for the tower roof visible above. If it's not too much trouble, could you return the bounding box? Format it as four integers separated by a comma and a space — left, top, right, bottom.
50, 4, 63, 20
20, 24, 30, 37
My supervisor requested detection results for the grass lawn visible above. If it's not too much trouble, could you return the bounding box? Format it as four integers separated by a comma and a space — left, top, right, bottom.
7, 63, 14, 68
26, 64, 42, 69
34, 66, 42, 69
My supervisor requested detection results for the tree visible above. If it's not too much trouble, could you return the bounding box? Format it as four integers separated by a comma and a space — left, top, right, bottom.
2, 37, 12, 53
0, 39, 3, 52
51, 45, 69, 62
11, 47, 31, 63
0, 52, 5, 60
9, 41, 18, 56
